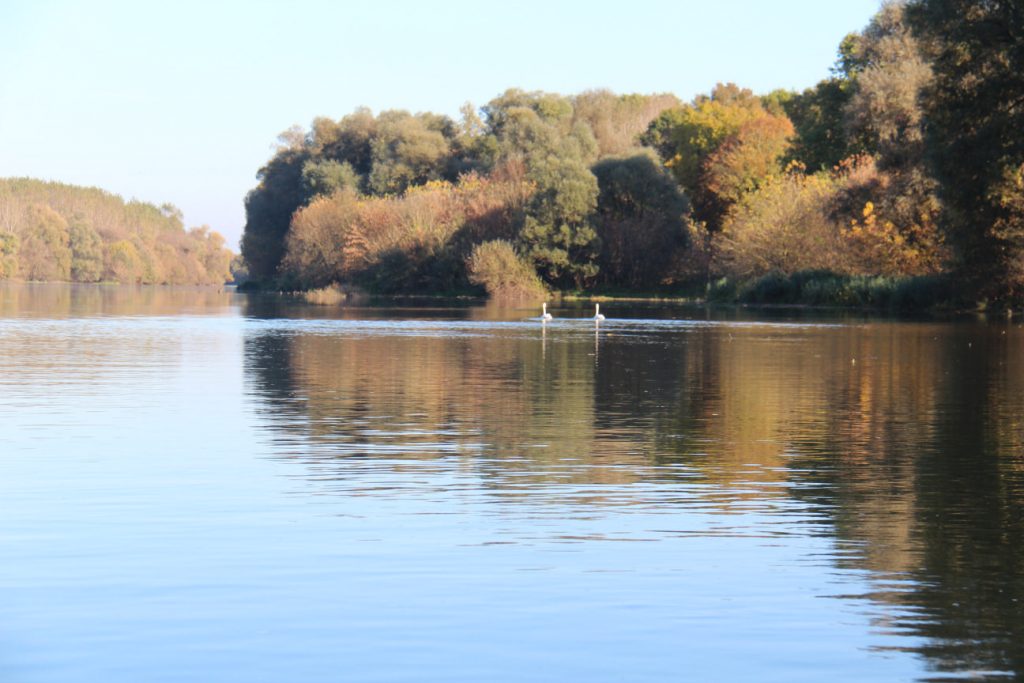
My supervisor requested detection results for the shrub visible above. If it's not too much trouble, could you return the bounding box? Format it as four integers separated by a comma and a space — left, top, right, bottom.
890, 274, 956, 311
466, 240, 547, 301
281, 172, 534, 293
842, 199, 948, 277
717, 173, 851, 278
302, 283, 348, 305
592, 153, 689, 288
729, 269, 955, 310
736, 271, 798, 303
718, 159, 950, 282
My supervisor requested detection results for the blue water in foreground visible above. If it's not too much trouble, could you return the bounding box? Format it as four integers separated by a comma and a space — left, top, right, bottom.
2, 284, 1022, 682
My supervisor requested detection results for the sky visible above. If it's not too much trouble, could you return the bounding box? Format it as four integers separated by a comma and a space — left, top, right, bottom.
0, 0, 882, 249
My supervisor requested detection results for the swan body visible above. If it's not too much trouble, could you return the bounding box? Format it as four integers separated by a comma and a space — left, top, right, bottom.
541, 302, 553, 321
594, 303, 605, 321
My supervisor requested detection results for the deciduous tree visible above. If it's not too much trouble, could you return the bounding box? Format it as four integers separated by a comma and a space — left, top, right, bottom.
592, 153, 689, 288
20, 205, 71, 281
907, 0, 1024, 301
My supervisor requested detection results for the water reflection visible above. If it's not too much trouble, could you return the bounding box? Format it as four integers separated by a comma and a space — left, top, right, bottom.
0, 280, 237, 318
244, 303, 1024, 680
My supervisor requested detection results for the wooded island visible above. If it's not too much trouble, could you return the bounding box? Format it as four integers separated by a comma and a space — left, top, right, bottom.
240, 1, 1024, 309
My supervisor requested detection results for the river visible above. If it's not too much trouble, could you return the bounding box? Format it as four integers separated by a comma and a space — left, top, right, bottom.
2, 282, 1022, 682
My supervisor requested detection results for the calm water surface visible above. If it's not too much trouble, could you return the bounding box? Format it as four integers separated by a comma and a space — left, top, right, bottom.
2, 283, 1023, 682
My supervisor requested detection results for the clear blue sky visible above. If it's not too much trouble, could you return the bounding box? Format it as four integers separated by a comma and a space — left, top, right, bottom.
0, 0, 882, 248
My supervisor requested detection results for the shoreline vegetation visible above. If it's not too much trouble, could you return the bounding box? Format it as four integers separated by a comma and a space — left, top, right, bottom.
237, 1, 1024, 313
0, 178, 234, 286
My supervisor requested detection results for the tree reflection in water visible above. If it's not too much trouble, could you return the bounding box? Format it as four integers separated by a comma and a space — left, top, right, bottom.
244, 299, 1024, 680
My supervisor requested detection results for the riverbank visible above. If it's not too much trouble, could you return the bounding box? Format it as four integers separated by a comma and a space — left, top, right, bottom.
246, 268, 999, 316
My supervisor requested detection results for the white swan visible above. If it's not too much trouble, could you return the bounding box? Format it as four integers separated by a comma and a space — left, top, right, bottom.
541, 302, 552, 321
594, 303, 605, 321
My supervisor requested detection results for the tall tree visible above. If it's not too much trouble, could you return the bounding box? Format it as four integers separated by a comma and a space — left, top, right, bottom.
240, 136, 309, 281
571, 90, 680, 157
783, 30, 870, 172
785, 80, 858, 172
908, 0, 1024, 302
484, 93, 602, 287
847, 1, 933, 167
837, 1, 945, 262
592, 153, 689, 288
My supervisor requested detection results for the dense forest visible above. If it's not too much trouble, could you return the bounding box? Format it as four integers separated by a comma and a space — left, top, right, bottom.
0, 178, 233, 285
239, 0, 1024, 307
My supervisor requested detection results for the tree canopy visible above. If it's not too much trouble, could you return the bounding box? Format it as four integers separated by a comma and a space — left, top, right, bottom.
243, 89, 682, 293
907, 0, 1024, 301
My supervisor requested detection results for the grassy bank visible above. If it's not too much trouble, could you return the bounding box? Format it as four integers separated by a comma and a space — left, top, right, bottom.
707, 270, 962, 312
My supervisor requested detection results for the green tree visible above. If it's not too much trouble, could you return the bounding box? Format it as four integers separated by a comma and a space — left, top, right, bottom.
302, 159, 360, 198
783, 78, 857, 171
230, 253, 250, 284
241, 89, 691, 289
240, 134, 309, 281
483, 89, 576, 138
310, 109, 378, 178
592, 153, 689, 288
483, 93, 602, 287
838, 1, 943, 263
782, 28, 872, 172
366, 111, 456, 195
518, 154, 600, 288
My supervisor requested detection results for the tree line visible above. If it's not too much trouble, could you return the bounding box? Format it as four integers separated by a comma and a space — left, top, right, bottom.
240, 0, 1024, 307
0, 178, 233, 285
